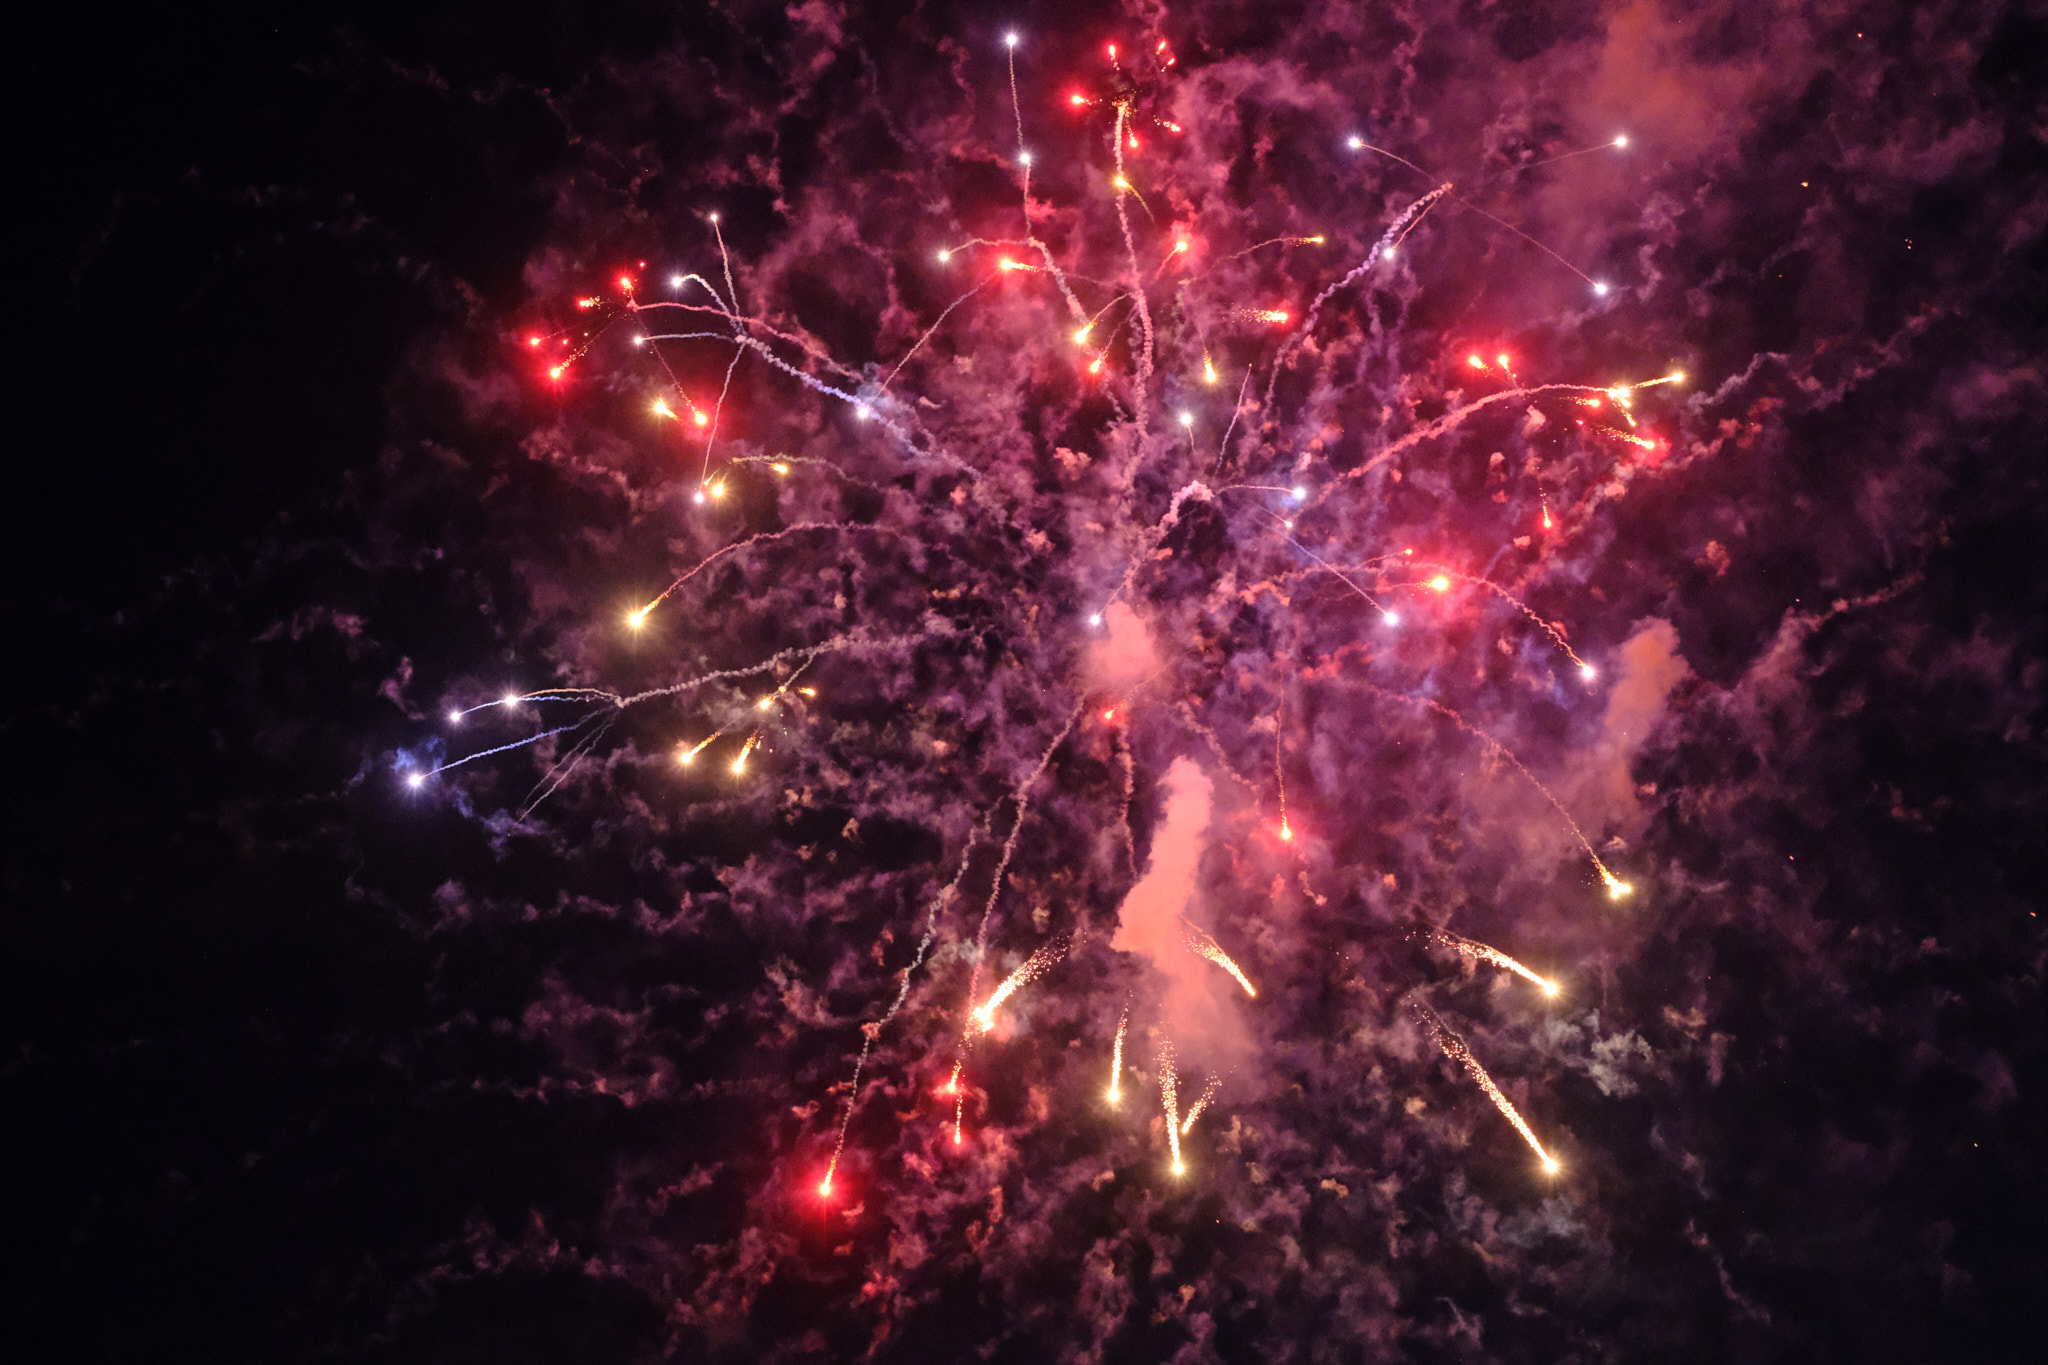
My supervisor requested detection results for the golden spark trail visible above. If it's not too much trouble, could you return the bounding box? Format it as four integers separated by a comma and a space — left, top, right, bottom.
971, 938, 1069, 1032
1107, 1008, 1128, 1104
1180, 1073, 1221, 1135
1182, 919, 1258, 997
1421, 1009, 1560, 1174
1430, 928, 1560, 996
1353, 680, 1633, 899
1159, 1038, 1185, 1176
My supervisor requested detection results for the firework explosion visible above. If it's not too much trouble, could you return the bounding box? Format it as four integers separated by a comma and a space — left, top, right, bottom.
413, 3, 1696, 1270
409, 29, 1680, 1203
26, 3, 2042, 1361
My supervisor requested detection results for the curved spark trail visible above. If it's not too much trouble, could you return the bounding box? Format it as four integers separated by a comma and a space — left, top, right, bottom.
1429, 928, 1561, 996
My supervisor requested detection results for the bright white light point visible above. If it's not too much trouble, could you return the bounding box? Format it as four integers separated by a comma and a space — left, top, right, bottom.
1019, 151, 1033, 167
937, 249, 950, 263
1593, 281, 1610, 296
1178, 412, 1193, 427
1614, 135, 1629, 148
1581, 663, 1598, 680
708, 212, 719, 223
818, 1178, 832, 1196
1347, 135, 1364, 150
1543, 1158, 1561, 1174
756, 697, 774, 711
406, 773, 425, 789
1290, 485, 1307, 500
447, 710, 462, 724
1383, 610, 1399, 626
1671, 371, 1686, 383
1542, 980, 1561, 997
692, 491, 705, 504
670, 275, 683, 288
632, 335, 645, 346
1172, 1161, 1185, 1176
855, 406, 871, 421
1429, 575, 1451, 593
1005, 32, 1018, 48
1089, 612, 1103, 626
502, 693, 519, 707
628, 611, 647, 631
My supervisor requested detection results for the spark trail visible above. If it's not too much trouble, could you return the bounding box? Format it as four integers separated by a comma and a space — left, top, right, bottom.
1180, 1073, 1222, 1135
1429, 928, 1560, 996
1107, 1007, 1128, 1105
1159, 1038, 1185, 1176
1182, 919, 1258, 997
1420, 1007, 1560, 1174
972, 938, 1070, 1032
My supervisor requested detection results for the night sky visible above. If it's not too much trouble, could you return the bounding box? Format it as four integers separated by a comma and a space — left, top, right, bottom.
9, 2, 2046, 1361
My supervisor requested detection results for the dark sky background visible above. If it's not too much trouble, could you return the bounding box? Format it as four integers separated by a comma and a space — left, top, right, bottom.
8, 1, 2046, 1361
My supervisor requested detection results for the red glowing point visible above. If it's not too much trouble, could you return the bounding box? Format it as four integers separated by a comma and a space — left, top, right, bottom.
528, 336, 542, 348
953, 1130, 963, 1145
1070, 92, 1087, 106
548, 366, 565, 381
1107, 43, 1117, 59
818, 1177, 833, 1197
1468, 355, 1485, 369
1279, 822, 1294, 842
618, 275, 634, 292
1129, 136, 1139, 150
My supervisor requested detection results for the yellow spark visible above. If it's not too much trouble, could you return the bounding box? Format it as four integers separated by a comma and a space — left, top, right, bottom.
1202, 356, 1218, 385
651, 398, 676, 419
771, 461, 790, 475
1107, 1009, 1128, 1105
1074, 325, 1093, 344
1430, 575, 1452, 593
627, 608, 649, 630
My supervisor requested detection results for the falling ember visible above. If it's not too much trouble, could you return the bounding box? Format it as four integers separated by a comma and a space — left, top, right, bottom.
1429, 928, 1561, 996
1429, 575, 1452, 593
1202, 356, 1219, 385
730, 732, 760, 774
970, 939, 1069, 1033
1180, 1073, 1221, 1135
1422, 1010, 1560, 1174
1107, 1009, 1128, 1104
1279, 821, 1293, 842
1159, 1038, 1185, 1176
1182, 919, 1257, 997
817, 1175, 833, 1197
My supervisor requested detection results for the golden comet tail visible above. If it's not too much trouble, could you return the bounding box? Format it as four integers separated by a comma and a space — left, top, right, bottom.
1431, 929, 1560, 996
1159, 1038, 1184, 1175
1422, 1009, 1559, 1174
1107, 1008, 1128, 1104
1182, 919, 1257, 997
1180, 1073, 1221, 1135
